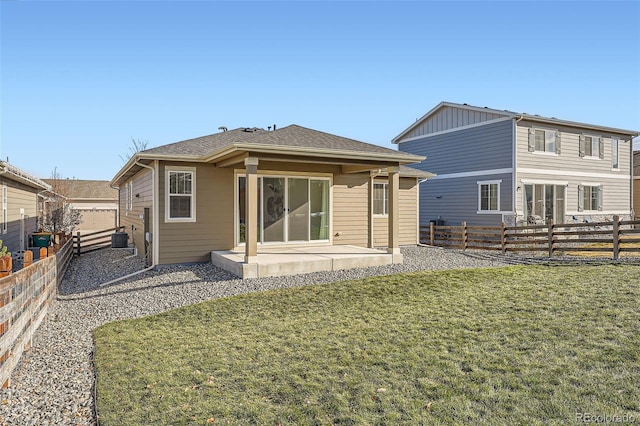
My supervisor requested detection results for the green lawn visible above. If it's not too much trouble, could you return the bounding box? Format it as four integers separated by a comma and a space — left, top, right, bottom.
94, 265, 640, 425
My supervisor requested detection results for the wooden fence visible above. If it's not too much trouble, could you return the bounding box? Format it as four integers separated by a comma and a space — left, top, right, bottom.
420, 216, 640, 260
0, 238, 73, 388
73, 226, 124, 256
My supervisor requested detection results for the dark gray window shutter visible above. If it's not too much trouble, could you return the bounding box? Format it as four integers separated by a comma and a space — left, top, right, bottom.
528, 128, 535, 152
579, 135, 585, 157
555, 131, 561, 155
597, 186, 603, 211
598, 137, 605, 159
578, 185, 584, 212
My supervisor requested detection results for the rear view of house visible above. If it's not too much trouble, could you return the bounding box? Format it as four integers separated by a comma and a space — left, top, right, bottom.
393, 102, 639, 227
0, 161, 50, 254
111, 125, 431, 276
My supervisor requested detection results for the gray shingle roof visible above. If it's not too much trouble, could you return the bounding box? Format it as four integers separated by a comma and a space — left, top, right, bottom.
142, 124, 414, 158
634, 151, 640, 176
42, 179, 118, 200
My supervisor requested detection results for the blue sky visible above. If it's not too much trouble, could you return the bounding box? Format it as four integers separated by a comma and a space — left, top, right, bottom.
1, 1, 639, 181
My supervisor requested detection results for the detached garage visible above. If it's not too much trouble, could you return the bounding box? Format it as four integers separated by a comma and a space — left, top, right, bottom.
42, 179, 118, 233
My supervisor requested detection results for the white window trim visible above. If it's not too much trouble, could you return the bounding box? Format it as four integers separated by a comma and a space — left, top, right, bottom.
233, 172, 332, 247
128, 182, 133, 211
582, 134, 601, 159
477, 179, 501, 214
611, 138, 620, 170
581, 183, 601, 212
165, 167, 196, 223
1, 184, 7, 234
532, 127, 558, 155
372, 181, 388, 217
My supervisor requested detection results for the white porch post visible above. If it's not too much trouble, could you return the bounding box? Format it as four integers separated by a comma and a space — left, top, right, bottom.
387, 166, 401, 261
245, 157, 259, 263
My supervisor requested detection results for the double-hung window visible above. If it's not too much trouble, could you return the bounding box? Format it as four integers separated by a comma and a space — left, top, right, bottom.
578, 184, 602, 212
167, 168, 196, 221
579, 135, 603, 159
477, 180, 500, 212
373, 183, 388, 216
529, 128, 560, 154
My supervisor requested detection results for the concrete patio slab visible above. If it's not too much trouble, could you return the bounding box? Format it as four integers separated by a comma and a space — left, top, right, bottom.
211, 245, 400, 279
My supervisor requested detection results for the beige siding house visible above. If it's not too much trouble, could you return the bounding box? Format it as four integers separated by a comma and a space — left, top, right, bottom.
111, 125, 430, 273
42, 179, 118, 232
394, 102, 639, 226
0, 161, 50, 255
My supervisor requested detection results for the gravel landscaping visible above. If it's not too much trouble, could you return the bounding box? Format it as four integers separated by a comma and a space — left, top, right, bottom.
0, 246, 616, 425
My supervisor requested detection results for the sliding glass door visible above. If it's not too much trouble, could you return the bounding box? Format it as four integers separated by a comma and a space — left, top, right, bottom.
238, 175, 330, 244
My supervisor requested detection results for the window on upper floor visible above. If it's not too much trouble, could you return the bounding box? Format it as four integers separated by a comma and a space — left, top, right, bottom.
611, 138, 619, 169
579, 135, 604, 159
477, 180, 500, 212
578, 184, 602, 212
373, 183, 388, 216
528, 128, 560, 154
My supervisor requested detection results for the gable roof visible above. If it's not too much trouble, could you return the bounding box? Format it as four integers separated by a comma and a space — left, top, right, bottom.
634, 151, 640, 176
0, 161, 50, 191
42, 179, 118, 200
113, 124, 426, 186
392, 101, 640, 143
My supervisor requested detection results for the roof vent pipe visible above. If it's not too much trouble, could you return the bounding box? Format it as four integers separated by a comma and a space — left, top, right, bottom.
273, 124, 276, 131
218, 126, 227, 132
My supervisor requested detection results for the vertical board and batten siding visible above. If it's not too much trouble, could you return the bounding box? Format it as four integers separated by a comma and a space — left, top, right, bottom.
158, 163, 235, 264
0, 179, 39, 254
119, 168, 153, 257
372, 178, 419, 246
515, 122, 632, 217
398, 119, 514, 227
406, 106, 508, 139
332, 173, 369, 246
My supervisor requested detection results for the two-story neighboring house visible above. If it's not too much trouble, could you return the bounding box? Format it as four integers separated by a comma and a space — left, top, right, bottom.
393, 102, 639, 226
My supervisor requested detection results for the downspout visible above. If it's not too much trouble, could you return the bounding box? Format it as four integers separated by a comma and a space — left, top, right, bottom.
99, 160, 157, 287
513, 116, 525, 224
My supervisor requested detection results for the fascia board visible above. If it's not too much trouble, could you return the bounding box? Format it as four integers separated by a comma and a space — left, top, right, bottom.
517, 116, 639, 137
211, 143, 426, 164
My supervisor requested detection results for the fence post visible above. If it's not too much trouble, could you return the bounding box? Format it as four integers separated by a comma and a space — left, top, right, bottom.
75, 232, 81, 257
613, 215, 620, 260
429, 222, 435, 246
547, 219, 555, 257
462, 221, 468, 250
23, 250, 33, 268
501, 222, 507, 254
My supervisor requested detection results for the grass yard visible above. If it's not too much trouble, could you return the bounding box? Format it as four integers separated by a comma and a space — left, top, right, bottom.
94, 265, 640, 425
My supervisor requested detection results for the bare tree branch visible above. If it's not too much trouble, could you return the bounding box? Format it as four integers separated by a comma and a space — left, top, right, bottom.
120, 138, 149, 163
